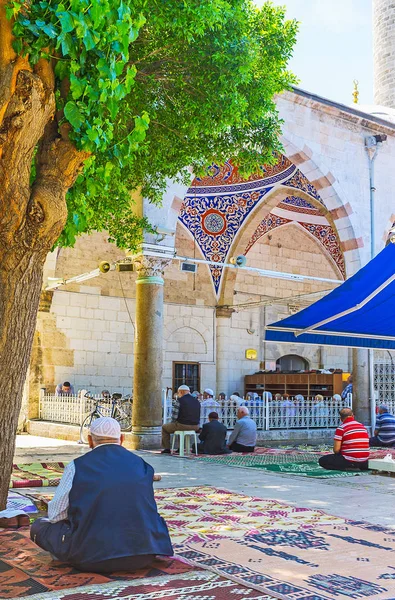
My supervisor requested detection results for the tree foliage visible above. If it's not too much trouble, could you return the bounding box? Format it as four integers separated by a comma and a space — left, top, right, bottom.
8, 0, 298, 249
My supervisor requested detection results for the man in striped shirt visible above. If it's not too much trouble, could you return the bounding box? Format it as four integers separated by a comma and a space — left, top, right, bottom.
370, 405, 395, 447
319, 408, 369, 471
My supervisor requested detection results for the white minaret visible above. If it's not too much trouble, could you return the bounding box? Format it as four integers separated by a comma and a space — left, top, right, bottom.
373, 0, 395, 108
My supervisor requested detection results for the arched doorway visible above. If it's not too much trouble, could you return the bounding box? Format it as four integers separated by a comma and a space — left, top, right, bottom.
276, 354, 309, 371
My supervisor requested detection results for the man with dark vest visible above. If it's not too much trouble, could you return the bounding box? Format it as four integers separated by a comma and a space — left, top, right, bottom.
161, 385, 201, 453
197, 412, 231, 455
31, 417, 172, 573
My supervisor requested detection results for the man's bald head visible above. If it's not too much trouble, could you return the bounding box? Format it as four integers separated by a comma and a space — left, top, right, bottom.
339, 408, 353, 421
238, 406, 249, 418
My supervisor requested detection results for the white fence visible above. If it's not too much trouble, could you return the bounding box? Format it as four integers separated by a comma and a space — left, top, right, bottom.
163, 395, 352, 430
375, 361, 395, 408
39, 391, 113, 425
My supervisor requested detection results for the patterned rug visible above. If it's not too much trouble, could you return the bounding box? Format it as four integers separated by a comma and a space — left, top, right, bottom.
7, 486, 395, 600
10, 464, 67, 488
159, 488, 395, 600
16, 569, 276, 600
190, 453, 369, 478
7, 492, 38, 514
176, 519, 395, 600
155, 486, 344, 544
0, 529, 193, 598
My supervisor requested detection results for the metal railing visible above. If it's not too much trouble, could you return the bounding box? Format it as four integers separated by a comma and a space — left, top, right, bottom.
39, 390, 113, 425
163, 394, 352, 430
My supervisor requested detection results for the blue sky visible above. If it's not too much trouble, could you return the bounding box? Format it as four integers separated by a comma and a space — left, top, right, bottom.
254, 0, 373, 106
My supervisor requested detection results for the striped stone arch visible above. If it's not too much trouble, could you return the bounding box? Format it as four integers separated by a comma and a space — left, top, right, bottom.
218, 139, 363, 304
281, 137, 363, 268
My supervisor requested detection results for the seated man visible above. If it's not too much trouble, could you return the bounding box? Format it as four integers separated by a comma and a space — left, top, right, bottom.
31, 417, 172, 573
370, 404, 395, 447
228, 406, 257, 453
197, 412, 231, 455
161, 385, 201, 453
319, 408, 369, 471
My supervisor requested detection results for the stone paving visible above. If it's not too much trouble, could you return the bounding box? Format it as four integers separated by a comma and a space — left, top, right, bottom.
14, 435, 395, 529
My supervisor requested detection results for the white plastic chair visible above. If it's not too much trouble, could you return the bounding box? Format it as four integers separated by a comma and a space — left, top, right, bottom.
171, 430, 198, 457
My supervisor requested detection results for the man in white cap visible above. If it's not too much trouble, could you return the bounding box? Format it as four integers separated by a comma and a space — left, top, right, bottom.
201, 389, 220, 407
31, 417, 172, 572
161, 385, 201, 453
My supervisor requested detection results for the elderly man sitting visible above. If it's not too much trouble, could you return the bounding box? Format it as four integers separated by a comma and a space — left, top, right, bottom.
370, 404, 395, 447
161, 385, 201, 453
228, 406, 257, 453
319, 408, 369, 471
31, 417, 172, 573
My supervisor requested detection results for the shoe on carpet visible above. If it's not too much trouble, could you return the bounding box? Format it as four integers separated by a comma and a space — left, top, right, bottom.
18, 514, 30, 527
0, 517, 18, 529
161, 449, 171, 454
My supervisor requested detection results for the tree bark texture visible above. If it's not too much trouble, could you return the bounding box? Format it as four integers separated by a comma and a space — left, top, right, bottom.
0, 2, 88, 508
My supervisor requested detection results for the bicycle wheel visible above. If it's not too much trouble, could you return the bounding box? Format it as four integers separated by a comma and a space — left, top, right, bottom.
114, 400, 132, 431
80, 413, 99, 444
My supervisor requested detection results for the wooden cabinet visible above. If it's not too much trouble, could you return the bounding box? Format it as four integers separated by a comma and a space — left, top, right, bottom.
245, 372, 343, 398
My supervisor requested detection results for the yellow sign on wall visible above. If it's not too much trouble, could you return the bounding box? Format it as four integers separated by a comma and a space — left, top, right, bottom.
245, 348, 258, 360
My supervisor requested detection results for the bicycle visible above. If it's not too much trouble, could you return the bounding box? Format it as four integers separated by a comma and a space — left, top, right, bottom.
79, 392, 132, 444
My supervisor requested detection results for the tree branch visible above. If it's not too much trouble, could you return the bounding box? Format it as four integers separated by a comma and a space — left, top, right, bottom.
0, 2, 30, 125
0, 70, 55, 243
25, 123, 89, 253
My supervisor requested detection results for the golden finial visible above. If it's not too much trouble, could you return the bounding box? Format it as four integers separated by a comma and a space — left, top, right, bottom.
352, 79, 359, 104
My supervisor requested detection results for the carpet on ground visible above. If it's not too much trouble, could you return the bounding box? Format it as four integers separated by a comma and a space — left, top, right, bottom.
11, 464, 67, 488
6, 486, 395, 600
188, 453, 367, 478
161, 487, 395, 600
155, 486, 344, 544
14, 569, 276, 600
0, 529, 194, 599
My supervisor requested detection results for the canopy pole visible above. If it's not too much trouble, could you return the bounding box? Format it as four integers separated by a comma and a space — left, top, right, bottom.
365, 134, 386, 431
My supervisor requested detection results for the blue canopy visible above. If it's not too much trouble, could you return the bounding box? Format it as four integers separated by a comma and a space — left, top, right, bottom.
265, 243, 395, 350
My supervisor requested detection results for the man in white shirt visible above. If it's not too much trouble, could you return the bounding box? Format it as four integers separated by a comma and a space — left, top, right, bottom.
30, 417, 171, 573
200, 388, 220, 407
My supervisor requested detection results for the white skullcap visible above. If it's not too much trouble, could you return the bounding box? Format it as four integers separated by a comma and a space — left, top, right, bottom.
90, 417, 121, 439
204, 388, 214, 396
178, 385, 190, 392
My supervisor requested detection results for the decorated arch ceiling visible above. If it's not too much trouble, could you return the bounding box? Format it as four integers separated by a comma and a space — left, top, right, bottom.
178, 155, 344, 297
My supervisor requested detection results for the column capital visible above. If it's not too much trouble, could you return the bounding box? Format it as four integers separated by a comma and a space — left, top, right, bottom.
133, 254, 172, 283
216, 306, 234, 318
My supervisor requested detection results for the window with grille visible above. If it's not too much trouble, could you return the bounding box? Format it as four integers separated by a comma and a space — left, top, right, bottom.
173, 362, 200, 392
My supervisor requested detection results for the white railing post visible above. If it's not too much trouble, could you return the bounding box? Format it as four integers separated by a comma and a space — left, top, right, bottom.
39, 388, 45, 420
264, 394, 270, 430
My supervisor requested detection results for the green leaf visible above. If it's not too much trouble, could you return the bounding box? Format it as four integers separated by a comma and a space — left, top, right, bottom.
57, 11, 75, 34
83, 30, 96, 51
41, 23, 58, 38
64, 101, 84, 130
70, 74, 86, 99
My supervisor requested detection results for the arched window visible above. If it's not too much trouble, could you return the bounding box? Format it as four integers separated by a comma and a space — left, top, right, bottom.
276, 354, 309, 371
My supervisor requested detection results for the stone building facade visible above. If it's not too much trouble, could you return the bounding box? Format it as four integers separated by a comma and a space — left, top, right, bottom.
24, 86, 395, 438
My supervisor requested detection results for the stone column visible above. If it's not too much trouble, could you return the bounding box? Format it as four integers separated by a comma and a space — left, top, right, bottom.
216, 307, 234, 396
373, 0, 395, 108
352, 348, 370, 425
130, 255, 171, 449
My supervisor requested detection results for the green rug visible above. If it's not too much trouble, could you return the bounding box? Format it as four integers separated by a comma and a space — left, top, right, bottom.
197, 453, 368, 478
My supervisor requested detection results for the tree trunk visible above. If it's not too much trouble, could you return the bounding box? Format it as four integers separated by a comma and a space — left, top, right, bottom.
0, 7, 89, 508
0, 254, 45, 509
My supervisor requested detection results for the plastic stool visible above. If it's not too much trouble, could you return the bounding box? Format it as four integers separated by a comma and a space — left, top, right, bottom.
171, 430, 198, 457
